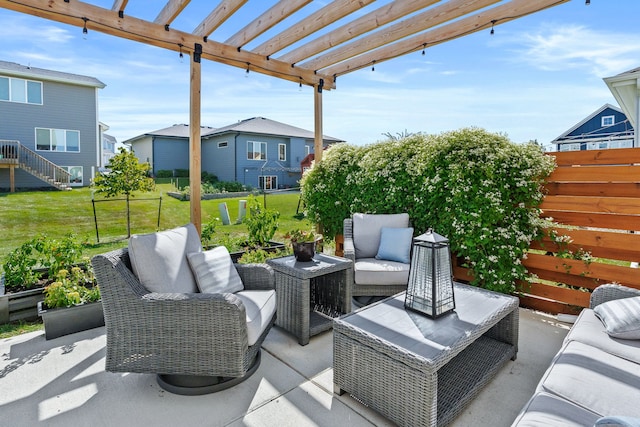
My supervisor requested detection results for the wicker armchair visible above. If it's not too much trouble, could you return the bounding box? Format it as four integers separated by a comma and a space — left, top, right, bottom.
91, 248, 276, 395
343, 213, 412, 299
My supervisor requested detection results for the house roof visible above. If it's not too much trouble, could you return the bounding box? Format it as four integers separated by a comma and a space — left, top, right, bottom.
604, 66, 640, 129
124, 124, 216, 144
551, 103, 631, 143
125, 118, 343, 144
0, 60, 105, 88
203, 117, 343, 143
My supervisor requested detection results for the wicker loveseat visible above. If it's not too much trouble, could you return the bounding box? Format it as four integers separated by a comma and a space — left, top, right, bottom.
512, 284, 640, 426
91, 224, 276, 395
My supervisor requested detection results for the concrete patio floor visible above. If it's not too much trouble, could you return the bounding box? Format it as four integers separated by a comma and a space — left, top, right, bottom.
0, 308, 570, 426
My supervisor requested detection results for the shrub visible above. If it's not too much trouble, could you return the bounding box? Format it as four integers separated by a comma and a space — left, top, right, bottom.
155, 170, 173, 178
244, 196, 280, 246
301, 127, 556, 294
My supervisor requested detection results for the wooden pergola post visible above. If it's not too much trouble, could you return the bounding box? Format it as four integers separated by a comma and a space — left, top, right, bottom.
190, 46, 202, 234
314, 79, 324, 163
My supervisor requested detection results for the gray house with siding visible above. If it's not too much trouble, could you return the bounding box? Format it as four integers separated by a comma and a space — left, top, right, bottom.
125, 117, 343, 189
0, 61, 105, 191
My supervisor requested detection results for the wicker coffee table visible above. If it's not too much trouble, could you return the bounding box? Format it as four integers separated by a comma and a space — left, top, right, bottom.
267, 254, 352, 345
333, 283, 519, 427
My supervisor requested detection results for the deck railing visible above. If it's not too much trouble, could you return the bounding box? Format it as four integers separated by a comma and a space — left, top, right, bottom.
0, 140, 70, 190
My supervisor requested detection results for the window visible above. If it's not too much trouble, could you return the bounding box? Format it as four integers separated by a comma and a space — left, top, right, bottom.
278, 143, 286, 161
247, 141, 266, 160
602, 115, 614, 127
64, 166, 83, 186
259, 175, 277, 190
559, 143, 581, 152
305, 145, 311, 156
218, 141, 228, 148
35, 128, 81, 152
0, 76, 42, 104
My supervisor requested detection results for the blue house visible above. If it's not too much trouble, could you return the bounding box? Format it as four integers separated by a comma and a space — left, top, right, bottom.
0, 61, 106, 191
125, 117, 344, 189
552, 104, 634, 152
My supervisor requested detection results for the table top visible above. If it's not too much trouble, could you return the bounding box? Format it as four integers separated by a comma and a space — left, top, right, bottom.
334, 283, 518, 365
267, 253, 352, 279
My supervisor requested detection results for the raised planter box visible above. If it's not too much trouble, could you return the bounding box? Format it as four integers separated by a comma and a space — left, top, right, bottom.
37, 300, 105, 340
0, 273, 45, 324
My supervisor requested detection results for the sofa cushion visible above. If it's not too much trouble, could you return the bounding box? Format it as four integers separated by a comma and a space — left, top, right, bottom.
128, 223, 201, 294
511, 391, 600, 427
376, 227, 413, 264
595, 416, 640, 427
235, 290, 276, 346
539, 341, 640, 417
594, 296, 640, 339
187, 246, 244, 294
353, 213, 410, 259
564, 309, 640, 364
354, 258, 410, 285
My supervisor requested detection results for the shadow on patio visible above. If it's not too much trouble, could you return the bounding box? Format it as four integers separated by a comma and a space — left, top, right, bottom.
0, 308, 569, 427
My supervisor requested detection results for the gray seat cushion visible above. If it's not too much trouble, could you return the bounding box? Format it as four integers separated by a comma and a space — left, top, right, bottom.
565, 309, 640, 364
128, 223, 202, 294
354, 258, 410, 285
235, 290, 276, 346
352, 213, 410, 259
512, 391, 600, 427
539, 341, 640, 417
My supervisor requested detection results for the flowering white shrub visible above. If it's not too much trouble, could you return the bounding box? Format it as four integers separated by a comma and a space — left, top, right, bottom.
301, 127, 556, 294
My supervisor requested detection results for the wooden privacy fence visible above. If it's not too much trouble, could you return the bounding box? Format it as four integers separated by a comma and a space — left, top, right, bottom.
453, 147, 640, 315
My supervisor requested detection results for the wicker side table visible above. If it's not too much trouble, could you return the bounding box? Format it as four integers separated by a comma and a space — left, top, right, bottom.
333, 284, 519, 427
267, 254, 353, 345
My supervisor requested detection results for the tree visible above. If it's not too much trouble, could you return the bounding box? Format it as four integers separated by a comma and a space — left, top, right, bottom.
92, 147, 155, 237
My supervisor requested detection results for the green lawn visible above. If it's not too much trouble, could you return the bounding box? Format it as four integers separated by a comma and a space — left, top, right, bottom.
0, 184, 314, 262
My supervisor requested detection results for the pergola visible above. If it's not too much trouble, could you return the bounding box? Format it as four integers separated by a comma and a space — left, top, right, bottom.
0, 0, 569, 232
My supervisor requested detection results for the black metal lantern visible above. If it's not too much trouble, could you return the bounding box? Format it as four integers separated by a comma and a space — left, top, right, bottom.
404, 229, 456, 318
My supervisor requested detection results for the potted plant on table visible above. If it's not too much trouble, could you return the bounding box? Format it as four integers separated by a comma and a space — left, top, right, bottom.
37, 266, 104, 340
285, 229, 322, 262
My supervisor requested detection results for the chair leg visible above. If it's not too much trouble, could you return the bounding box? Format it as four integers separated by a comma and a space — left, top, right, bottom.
156, 351, 262, 395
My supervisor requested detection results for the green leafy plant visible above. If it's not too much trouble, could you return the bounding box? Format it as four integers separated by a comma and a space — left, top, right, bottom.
284, 229, 319, 243
244, 196, 280, 246
237, 247, 290, 264
2, 234, 89, 292
200, 216, 220, 247
301, 128, 556, 294
92, 147, 155, 237
43, 266, 99, 309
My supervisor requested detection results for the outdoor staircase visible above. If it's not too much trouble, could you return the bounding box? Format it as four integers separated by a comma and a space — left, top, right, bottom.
0, 140, 71, 191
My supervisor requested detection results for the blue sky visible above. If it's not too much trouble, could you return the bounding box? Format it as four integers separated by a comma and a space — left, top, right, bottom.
1, 1, 639, 149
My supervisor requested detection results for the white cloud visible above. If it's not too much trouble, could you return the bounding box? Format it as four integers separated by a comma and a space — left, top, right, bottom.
506, 24, 640, 77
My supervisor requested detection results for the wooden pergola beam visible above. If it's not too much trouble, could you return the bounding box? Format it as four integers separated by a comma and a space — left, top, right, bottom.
252, 0, 375, 57
224, 0, 311, 49
323, 0, 570, 78
110, 0, 127, 14
301, 0, 500, 71
192, 0, 246, 37
278, 0, 442, 65
154, 0, 191, 26
0, 0, 335, 89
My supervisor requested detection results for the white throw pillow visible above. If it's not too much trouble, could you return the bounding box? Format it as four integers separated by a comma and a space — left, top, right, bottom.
187, 246, 244, 294
594, 296, 640, 340
128, 223, 201, 294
